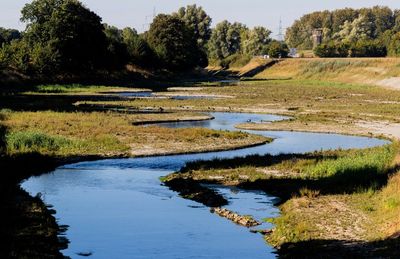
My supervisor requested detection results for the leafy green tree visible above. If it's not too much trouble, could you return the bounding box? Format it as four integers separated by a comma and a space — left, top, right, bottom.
0, 28, 21, 44
208, 20, 248, 60
242, 26, 271, 56
331, 8, 358, 33
268, 41, 289, 58
104, 24, 128, 68
370, 6, 394, 37
286, 6, 397, 50
388, 32, 400, 56
174, 5, 212, 49
122, 27, 155, 68
146, 14, 205, 70
20, 0, 108, 73
334, 15, 373, 43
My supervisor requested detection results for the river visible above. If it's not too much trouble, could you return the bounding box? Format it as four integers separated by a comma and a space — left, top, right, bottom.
21, 112, 388, 258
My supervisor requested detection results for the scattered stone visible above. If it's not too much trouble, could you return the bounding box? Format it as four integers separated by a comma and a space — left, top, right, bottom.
210, 207, 261, 227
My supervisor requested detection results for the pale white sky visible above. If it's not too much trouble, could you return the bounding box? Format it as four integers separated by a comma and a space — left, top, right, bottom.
1, 0, 400, 37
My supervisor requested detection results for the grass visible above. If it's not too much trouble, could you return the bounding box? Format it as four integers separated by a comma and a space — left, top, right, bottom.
1, 110, 268, 157
164, 141, 400, 256
2, 57, 400, 257
78, 77, 400, 124
22, 84, 129, 94
6, 131, 72, 154
255, 57, 400, 84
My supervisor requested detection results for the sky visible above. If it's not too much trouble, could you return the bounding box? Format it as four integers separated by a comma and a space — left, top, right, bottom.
1, 0, 400, 38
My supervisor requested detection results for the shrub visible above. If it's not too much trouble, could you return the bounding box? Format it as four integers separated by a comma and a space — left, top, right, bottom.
219, 54, 251, 69
6, 131, 71, 153
314, 40, 386, 58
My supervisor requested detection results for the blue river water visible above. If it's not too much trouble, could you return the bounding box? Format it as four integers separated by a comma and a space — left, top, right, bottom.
21, 112, 388, 258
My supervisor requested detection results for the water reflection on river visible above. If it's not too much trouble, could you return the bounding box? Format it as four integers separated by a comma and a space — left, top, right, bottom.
22, 112, 388, 258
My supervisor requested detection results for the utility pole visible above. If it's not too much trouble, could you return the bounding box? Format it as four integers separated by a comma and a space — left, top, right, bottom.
142, 6, 156, 31
277, 17, 284, 42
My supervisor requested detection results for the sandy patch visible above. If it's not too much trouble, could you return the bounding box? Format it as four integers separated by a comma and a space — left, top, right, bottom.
356, 121, 400, 140
377, 77, 400, 90
167, 87, 204, 91
156, 92, 234, 99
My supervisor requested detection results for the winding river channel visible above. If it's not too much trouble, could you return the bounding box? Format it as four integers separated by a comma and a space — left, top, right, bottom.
22, 112, 388, 258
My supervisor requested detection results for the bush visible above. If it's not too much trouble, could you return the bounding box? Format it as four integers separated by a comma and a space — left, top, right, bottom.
268, 41, 289, 58
387, 32, 400, 57
314, 40, 386, 58
219, 54, 251, 69
314, 43, 338, 57
6, 131, 71, 153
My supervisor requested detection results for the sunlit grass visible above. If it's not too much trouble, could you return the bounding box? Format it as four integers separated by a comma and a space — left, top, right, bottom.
1, 110, 267, 157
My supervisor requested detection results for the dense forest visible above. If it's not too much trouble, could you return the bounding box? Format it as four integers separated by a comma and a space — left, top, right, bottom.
0, 0, 288, 80
2, 1, 399, 81
285, 6, 400, 57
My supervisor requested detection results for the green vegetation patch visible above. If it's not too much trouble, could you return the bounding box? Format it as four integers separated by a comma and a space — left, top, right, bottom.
30, 84, 116, 94
6, 131, 72, 154
302, 145, 396, 179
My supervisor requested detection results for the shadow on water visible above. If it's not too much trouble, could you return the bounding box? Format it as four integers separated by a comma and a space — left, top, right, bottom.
0, 120, 70, 258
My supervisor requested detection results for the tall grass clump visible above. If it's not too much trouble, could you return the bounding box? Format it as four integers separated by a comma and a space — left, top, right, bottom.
34, 84, 106, 93
302, 60, 370, 76
302, 144, 396, 179
6, 131, 71, 154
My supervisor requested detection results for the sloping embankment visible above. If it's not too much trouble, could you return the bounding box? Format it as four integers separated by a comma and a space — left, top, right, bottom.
254, 58, 400, 90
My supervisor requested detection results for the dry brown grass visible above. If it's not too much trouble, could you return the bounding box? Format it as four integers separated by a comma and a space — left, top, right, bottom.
255, 58, 400, 88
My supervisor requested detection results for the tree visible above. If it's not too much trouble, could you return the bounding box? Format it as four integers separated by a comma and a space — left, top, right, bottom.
174, 5, 212, 49
208, 20, 248, 60
334, 15, 374, 43
0, 28, 21, 44
242, 26, 271, 56
146, 14, 205, 71
370, 6, 394, 37
285, 6, 397, 50
388, 32, 400, 56
104, 24, 128, 68
268, 41, 289, 58
20, 0, 108, 74
122, 27, 155, 68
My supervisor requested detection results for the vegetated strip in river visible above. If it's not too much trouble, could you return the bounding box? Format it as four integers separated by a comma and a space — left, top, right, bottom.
21, 112, 388, 258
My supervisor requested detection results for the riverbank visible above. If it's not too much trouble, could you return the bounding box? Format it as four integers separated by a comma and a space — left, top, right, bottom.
2, 57, 400, 257
163, 142, 400, 257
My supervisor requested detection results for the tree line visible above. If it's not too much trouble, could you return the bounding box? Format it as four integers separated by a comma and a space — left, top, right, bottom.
285, 6, 400, 57
0, 0, 287, 78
